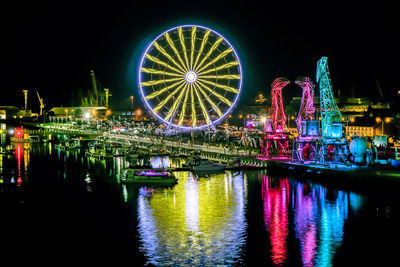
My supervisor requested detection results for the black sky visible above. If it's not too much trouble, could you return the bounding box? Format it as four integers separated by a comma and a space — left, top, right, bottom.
2, 1, 398, 111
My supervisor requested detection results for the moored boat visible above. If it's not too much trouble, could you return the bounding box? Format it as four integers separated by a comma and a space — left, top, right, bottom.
121, 168, 177, 185
183, 157, 226, 173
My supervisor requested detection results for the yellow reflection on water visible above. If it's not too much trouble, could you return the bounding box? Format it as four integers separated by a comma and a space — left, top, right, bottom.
137, 171, 246, 265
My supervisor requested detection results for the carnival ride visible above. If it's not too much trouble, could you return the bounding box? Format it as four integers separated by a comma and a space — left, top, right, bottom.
291, 77, 320, 162
139, 25, 242, 131
260, 77, 291, 158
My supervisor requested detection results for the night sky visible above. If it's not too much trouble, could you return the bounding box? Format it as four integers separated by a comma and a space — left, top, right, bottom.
3, 1, 398, 112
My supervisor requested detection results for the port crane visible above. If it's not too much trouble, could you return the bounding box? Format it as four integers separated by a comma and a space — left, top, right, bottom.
291, 77, 319, 162
36, 90, 45, 116
81, 70, 111, 108
260, 77, 291, 158
314, 57, 349, 165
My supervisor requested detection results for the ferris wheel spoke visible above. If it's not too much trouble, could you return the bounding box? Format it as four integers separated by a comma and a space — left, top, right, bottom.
194, 82, 223, 117
190, 26, 196, 70
198, 74, 241, 80
194, 37, 223, 73
145, 80, 185, 100
196, 80, 233, 106
141, 67, 183, 77
152, 82, 186, 112
193, 30, 211, 70
190, 84, 197, 127
165, 83, 188, 121
197, 61, 239, 75
153, 42, 186, 74
196, 48, 233, 73
178, 27, 190, 70
141, 77, 182, 87
197, 78, 239, 94
164, 32, 187, 72
145, 54, 184, 74
193, 84, 211, 125
178, 85, 190, 126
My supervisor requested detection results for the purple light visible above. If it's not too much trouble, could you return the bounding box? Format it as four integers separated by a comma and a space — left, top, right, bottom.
137, 170, 169, 176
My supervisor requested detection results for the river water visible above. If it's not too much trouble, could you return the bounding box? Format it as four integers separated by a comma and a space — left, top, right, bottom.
1, 124, 399, 266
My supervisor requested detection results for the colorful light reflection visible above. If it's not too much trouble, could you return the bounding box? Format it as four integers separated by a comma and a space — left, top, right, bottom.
262, 176, 289, 265
137, 171, 246, 265
261, 174, 363, 266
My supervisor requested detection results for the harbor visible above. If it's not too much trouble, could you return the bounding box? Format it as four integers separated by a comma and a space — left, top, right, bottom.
2, 3, 400, 265
1, 122, 400, 266
4, 121, 399, 188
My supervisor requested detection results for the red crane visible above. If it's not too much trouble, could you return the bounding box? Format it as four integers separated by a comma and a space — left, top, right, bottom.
260, 77, 290, 159
270, 78, 290, 133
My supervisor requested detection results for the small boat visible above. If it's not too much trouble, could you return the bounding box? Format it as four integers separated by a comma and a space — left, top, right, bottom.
121, 168, 177, 185
183, 157, 226, 173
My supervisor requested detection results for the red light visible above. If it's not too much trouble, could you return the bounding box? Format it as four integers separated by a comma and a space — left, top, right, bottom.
14, 128, 24, 138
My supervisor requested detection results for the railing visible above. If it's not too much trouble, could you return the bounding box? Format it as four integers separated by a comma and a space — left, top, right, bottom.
37, 124, 259, 157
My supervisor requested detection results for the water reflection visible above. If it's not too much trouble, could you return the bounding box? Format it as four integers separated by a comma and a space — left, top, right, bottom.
262, 177, 289, 265
137, 171, 247, 266
0, 125, 371, 265
261, 174, 363, 266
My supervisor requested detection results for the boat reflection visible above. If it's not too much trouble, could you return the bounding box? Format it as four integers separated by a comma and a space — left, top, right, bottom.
261, 174, 363, 266
137, 171, 247, 266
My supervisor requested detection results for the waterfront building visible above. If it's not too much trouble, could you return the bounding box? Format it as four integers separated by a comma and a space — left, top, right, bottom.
48, 106, 107, 121
0, 106, 20, 120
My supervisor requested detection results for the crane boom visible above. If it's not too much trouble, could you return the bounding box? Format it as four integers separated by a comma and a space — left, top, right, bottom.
36, 90, 44, 116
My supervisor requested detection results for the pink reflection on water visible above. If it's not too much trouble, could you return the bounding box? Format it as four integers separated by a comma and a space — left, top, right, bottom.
262, 175, 289, 265
15, 144, 23, 186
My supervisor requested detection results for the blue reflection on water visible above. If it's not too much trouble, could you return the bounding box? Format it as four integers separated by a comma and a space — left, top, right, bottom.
291, 181, 363, 267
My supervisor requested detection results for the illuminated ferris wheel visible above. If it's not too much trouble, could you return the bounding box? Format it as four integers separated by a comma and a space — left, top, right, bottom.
139, 25, 242, 130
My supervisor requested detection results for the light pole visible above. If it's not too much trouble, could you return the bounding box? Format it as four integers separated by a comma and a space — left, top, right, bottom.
238, 114, 244, 128
376, 117, 383, 134
130, 96, 134, 111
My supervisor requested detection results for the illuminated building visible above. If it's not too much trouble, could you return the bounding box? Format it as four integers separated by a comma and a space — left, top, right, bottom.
346, 126, 374, 137
0, 106, 19, 120
289, 97, 392, 132
48, 106, 107, 121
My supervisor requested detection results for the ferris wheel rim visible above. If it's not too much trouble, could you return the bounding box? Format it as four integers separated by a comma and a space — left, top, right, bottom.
138, 24, 243, 130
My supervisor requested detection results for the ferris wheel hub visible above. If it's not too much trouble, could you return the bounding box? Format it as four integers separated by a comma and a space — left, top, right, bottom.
185, 71, 197, 83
